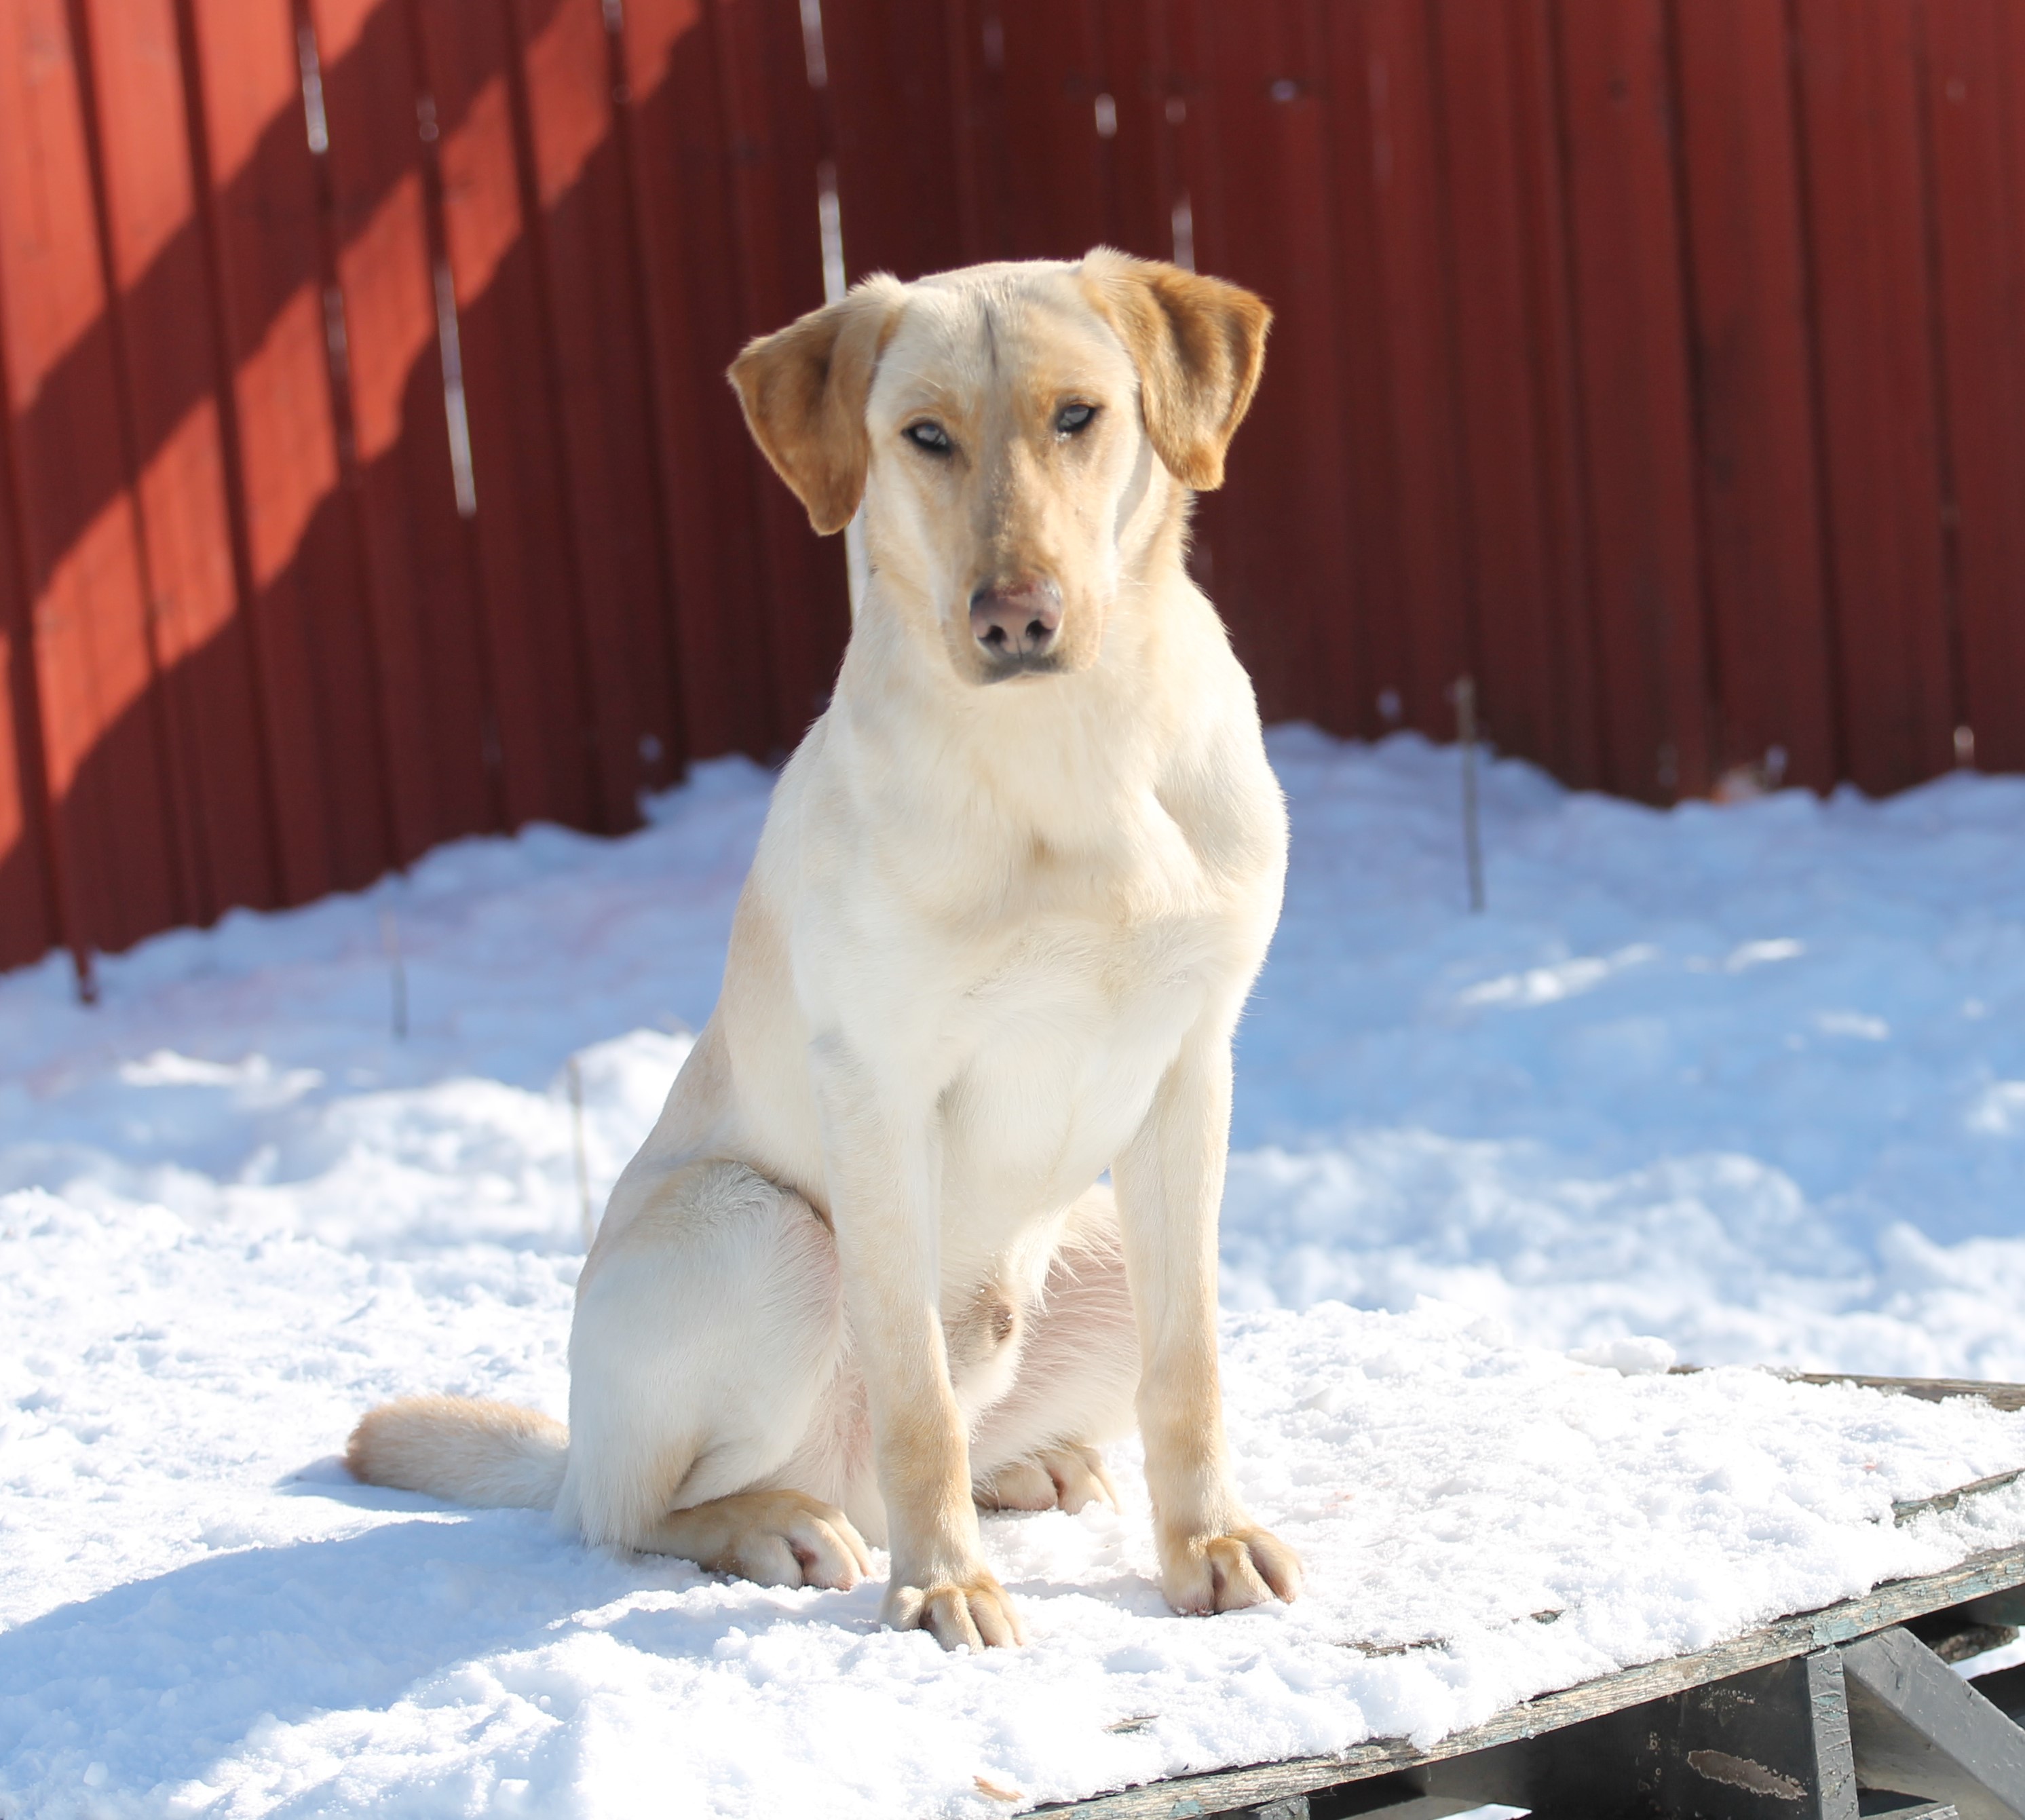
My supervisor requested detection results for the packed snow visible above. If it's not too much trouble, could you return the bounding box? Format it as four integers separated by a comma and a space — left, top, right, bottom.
5, 728, 2025, 1817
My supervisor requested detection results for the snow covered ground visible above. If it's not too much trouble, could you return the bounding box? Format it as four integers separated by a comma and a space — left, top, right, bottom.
5, 729, 2025, 1817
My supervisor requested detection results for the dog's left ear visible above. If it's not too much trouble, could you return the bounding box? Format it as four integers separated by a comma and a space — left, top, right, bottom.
1079, 248, 1271, 490
728, 276, 905, 534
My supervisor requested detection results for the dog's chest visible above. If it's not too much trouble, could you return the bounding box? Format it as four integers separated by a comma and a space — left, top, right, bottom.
932, 898, 1232, 1211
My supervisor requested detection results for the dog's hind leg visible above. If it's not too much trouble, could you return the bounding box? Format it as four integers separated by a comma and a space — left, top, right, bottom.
969, 1185, 1141, 1515
556, 1160, 876, 1588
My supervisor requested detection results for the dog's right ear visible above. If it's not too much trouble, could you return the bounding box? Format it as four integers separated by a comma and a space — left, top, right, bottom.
1079, 248, 1270, 491
727, 277, 905, 535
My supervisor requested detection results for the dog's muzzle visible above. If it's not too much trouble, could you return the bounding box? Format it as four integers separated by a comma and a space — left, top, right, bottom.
969, 578, 1063, 680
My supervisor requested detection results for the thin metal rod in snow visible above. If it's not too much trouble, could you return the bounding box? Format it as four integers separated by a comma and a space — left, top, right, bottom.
1452, 677, 1485, 913
380, 910, 408, 1039
567, 1057, 594, 1249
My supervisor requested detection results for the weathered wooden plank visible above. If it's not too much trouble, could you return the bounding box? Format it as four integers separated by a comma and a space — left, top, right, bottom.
1788, 1376, 2025, 1415
1036, 1544, 2025, 1818
1894, 1470, 2025, 1528
1843, 1625, 2025, 1815
1671, 1369, 2025, 1415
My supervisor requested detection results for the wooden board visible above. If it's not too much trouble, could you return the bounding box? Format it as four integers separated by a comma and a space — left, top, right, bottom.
1787, 1375, 2025, 1416
1038, 1541, 2025, 1819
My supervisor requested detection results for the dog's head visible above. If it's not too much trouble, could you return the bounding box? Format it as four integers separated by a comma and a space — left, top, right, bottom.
728, 251, 1270, 688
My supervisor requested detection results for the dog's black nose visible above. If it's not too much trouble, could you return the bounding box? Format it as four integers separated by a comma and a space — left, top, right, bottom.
969, 579, 1062, 660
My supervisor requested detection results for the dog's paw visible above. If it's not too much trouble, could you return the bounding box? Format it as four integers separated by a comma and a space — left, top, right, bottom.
1160, 1525, 1302, 1615
885, 1567, 1026, 1649
975, 1444, 1118, 1515
651, 1489, 873, 1591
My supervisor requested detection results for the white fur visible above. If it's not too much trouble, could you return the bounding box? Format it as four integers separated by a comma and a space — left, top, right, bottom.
345, 254, 1300, 1648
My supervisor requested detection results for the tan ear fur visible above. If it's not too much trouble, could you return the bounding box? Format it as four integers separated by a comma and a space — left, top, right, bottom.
727, 276, 905, 534
1079, 248, 1271, 491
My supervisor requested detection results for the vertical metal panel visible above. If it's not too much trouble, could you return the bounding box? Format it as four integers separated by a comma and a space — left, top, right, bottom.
74, 0, 281, 922
1274, 0, 1388, 742
0, 314, 59, 971
0, 0, 184, 953
1505, 0, 1604, 788
1435, 0, 1597, 784
180, 0, 390, 897
1555, 0, 1712, 800
1920, 0, 2025, 776
1177, 0, 1345, 730
1095, 0, 1171, 259
7, 0, 2025, 978
1792, 0, 1958, 795
1669, 0, 1840, 791
951, 0, 1014, 262
819, 0, 968, 281
711, 0, 850, 749
507, 0, 681, 825
996, 0, 1110, 258
618, 0, 778, 761
1338, 0, 1472, 739
410, 0, 597, 833
311, 0, 497, 858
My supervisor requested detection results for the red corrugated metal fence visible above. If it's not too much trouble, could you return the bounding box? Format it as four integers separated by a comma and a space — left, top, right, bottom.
3, 0, 2022, 977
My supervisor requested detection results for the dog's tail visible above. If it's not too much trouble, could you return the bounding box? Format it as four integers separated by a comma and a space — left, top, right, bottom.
344, 1395, 568, 1511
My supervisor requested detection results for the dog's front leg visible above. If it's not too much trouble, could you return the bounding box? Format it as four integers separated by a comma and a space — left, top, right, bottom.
812, 1039, 1025, 1650
1114, 1030, 1303, 1614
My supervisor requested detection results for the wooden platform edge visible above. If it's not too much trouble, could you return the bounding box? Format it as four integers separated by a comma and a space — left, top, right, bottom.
1786, 1373, 2025, 1414
1668, 1367, 2025, 1414
1033, 1542, 2025, 1819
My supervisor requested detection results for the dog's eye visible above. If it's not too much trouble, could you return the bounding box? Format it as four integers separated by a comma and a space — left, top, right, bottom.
1056, 403, 1097, 438
905, 421, 952, 455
